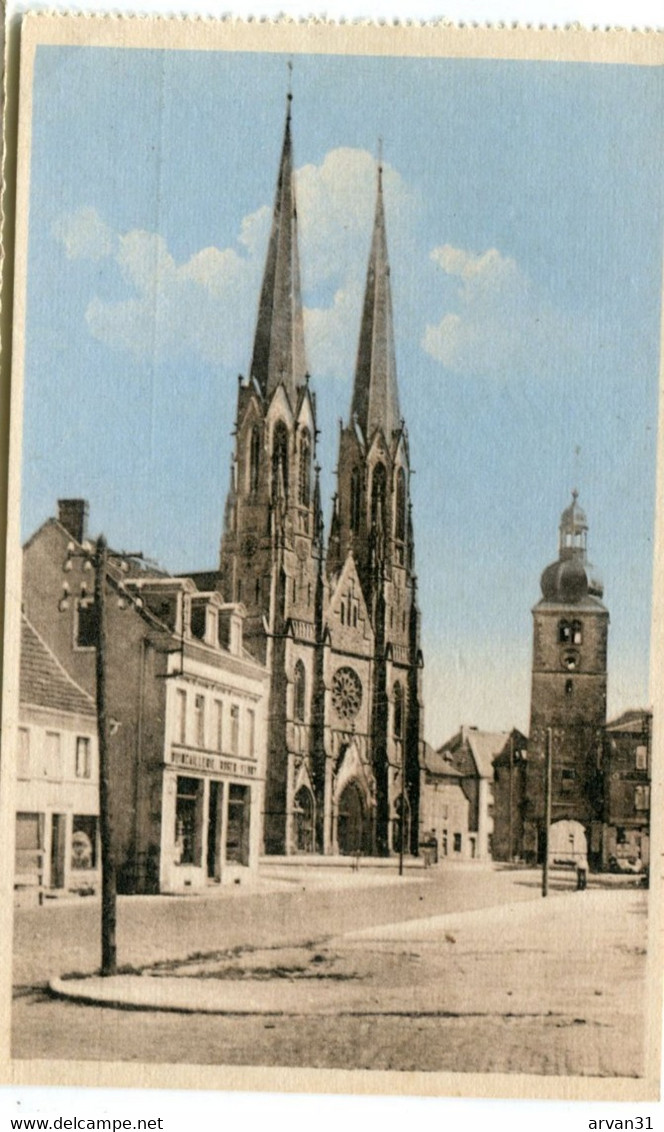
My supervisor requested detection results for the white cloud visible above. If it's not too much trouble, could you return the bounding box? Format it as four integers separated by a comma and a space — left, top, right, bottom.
423, 243, 582, 379
52, 152, 411, 376
52, 206, 115, 260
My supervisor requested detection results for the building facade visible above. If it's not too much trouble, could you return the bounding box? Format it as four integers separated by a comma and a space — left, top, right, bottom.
428, 726, 507, 860
22, 500, 269, 894
490, 730, 528, 862
601, 709, 651, 871
218, 99, 424, 857
523, 493, 608, 867
15, 615, 100, 898
419, 742, 472, 860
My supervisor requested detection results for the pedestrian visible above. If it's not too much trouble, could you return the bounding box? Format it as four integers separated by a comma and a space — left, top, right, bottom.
576, 851, 588, 891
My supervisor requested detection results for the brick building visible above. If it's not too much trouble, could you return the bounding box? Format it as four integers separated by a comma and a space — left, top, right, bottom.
22, 500, 269, 893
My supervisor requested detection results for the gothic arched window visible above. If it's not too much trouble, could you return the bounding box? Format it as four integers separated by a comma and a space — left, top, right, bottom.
249, 427, 261, 495
298, 428, 311, 507
293, 659, 306, 722
371, 463, 387, 528
350, 467, 361, 533
393, 681, 404, 740
271, 421, 289, 500
395, 467, 406, 543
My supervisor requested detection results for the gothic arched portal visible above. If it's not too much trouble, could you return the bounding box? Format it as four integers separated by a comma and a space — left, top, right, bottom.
337, 780, 372, 856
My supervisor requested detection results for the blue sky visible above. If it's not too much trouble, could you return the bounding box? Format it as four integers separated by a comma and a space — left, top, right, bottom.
20, 45, 664, 743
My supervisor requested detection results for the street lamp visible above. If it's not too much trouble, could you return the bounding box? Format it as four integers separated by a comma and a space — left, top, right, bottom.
61, 533, 142, 976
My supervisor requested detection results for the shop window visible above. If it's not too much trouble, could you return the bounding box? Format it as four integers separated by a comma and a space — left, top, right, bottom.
230, 705, 240, 755
15, 812, 43, 876
214, 701, 223, 753
194, 694, 205, 748
71, 815, 97, 870
175, 689, 187, 745
246, 709, 255, 759
76, 600, 98, 649
453, 832, 462, 853
44, 732, 61, 779
226, 784, 250, 865
174, 776, 204, 866
75, 736, 91, 778
17, 727, 30, 779
635, 744, 648, 771
293, 660, 306, 722
635, 785, 650, 812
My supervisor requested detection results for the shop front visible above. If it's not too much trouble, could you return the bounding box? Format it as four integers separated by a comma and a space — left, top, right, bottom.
160, 747, 262, 892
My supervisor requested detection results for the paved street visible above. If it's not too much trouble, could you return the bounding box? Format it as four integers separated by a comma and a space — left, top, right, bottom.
12, 863, 648, 1075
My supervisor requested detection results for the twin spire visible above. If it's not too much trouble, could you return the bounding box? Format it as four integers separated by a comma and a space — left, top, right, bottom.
250, 98, 400, 439
250, 95, 307, 405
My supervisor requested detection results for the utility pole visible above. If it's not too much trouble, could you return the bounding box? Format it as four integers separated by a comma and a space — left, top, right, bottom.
508, 732, 514, 862
398, 742, 406, 876
542, 726, 553, 897
62, 533, 142, 976
94, 535, 116, 976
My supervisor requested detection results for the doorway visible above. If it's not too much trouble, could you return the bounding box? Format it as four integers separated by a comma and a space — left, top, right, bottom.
337, 780, 370, 855
207, 781, 223, 881
50, 813, 66, 889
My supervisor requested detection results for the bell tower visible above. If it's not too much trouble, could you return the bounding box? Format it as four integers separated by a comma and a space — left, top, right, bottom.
523, 492, 608, 864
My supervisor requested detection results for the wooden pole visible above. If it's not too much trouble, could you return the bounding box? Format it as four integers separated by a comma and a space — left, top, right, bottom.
508, 733, 514, 862
542, 726, 552, 898
95, 535, 117, 976
398, 744, 406, 877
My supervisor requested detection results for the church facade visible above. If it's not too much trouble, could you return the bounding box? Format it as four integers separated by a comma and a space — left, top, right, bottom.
218, 99, 424, 857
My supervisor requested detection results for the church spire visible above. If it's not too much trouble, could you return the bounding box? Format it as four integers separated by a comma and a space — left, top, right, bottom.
350, 159, 400, 442
250, 92, 307, 404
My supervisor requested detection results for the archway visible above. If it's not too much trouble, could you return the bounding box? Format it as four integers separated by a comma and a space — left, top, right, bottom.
337, 780, 371, 856
293, 786, 314, 853
548, 819, 587, 866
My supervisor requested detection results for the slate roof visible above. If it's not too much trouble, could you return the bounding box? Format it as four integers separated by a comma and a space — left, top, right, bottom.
20, 616, 96, 718
465, 729, 509, 779
422, 741, 465, 778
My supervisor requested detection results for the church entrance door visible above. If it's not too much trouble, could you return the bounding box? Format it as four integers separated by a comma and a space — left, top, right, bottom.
337, 780, 369, 856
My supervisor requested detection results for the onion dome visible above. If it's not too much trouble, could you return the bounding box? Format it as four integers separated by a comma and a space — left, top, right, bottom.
540, 492, 604, 603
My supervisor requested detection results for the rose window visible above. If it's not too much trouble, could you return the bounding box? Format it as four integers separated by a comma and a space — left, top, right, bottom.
332, 666, 363, 721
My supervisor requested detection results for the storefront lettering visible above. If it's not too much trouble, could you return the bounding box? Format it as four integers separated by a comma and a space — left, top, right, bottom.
168, 747, 257, 778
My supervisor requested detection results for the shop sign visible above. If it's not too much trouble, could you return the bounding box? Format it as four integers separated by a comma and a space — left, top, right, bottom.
168, 746, 257, 779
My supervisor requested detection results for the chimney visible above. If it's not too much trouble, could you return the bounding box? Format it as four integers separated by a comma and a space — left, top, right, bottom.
57, 499, 88, 544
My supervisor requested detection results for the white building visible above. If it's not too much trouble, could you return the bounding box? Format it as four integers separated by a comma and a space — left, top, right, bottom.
15, 615, 100, 898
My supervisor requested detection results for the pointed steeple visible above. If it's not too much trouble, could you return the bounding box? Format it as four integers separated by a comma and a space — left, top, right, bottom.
351, 160, 400, 442
250, 94, 307, 404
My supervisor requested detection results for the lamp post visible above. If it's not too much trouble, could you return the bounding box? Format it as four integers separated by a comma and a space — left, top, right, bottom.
62, 533, 142, 976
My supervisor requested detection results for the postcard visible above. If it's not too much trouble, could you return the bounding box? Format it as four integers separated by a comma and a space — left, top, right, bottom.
1, 13, 663, 1103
